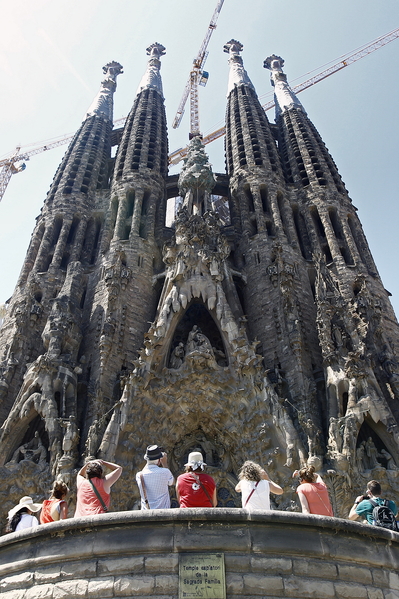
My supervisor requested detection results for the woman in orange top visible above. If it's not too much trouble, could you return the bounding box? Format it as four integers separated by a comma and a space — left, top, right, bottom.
294, 465, 333, 517
40, 481, 69, 523
74, 459, 122, 517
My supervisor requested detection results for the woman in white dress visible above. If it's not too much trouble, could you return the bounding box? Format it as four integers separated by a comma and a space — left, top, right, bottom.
235, 461, 283, 510
6, 496, 42, 533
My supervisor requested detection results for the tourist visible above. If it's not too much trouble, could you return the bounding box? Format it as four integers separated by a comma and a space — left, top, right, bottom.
40, 481, 69, 523
6, 496, 42, 533
294, 465, 333, 516
235, 461, 283, 510
348, 479, 397, 525
176, 451, 216, 508
136, 444, 174, 509
74, 459, 122, 516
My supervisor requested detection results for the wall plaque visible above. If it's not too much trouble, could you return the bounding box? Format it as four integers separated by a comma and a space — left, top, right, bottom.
179, 553, 226, 599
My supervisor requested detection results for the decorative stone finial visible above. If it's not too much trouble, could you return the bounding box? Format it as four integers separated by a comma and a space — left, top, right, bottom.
85, 61, 123, 122
224, 39, 254, 96
178, 136, 216, 216
264, 54, 305, 118
136, 42, 166, 97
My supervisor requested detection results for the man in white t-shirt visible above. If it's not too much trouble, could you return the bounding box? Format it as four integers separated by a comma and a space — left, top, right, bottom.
136, 445, 174, 509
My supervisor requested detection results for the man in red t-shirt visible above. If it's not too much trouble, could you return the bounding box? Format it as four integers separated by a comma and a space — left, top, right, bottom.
176, 451, 216, 508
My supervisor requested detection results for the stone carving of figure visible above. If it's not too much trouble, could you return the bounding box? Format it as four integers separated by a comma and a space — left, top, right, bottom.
85, 419, 102, 460
59, 415, 79, 456
8, 431, 47, 468
299, 415, 322, 457
365, 437, 380, 470
380, 449, 398, 471
185, 326, 213, 356
328, 417, 343, 454
356, 441, 366, 473
169, 342, 185, 369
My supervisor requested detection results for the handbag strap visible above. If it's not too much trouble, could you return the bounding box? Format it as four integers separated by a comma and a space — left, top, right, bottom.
190, 472, 214, 507
244, 480, 260, 507
313, 484, 331, 515
140, 474, 151, 509
88, 479, 108, 512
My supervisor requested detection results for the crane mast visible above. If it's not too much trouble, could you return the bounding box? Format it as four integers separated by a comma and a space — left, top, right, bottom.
1, 26, 398, 200
169, 26, 399, 164
172, 0, 225, 136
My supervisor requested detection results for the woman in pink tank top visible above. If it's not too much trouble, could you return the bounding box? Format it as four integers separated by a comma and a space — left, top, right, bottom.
294, 465, 333, 517
74, 459, 122, 517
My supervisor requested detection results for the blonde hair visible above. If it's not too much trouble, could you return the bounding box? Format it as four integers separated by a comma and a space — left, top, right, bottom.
238, 461, 263, 482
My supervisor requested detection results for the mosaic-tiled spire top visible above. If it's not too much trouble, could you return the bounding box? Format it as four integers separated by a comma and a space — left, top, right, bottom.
85, 61, 123, 122
223, 39, 254, 96
263, 55, 305, 119
136, 43, 166, 98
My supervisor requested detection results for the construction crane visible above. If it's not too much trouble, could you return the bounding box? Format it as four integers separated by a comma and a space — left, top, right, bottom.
172, 0, 225, 137
1, 26, 399, 201
169, 26, 399, 164
0, 118, 126, 203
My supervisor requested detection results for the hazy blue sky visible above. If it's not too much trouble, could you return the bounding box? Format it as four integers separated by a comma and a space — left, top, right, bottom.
1, 0, 399, 317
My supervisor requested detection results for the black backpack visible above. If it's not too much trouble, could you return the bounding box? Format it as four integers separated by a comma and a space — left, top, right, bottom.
369, 498, 398, 531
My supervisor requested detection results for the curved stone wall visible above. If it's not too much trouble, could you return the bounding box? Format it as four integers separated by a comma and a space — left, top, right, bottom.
0, 509, 398, 598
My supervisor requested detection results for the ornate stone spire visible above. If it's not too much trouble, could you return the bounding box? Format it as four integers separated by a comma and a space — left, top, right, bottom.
223, 39, 254, 96
136, 42, 165, 97
264, 55, 305, 119
178, 136, 216, 216
85, 61, 123, 122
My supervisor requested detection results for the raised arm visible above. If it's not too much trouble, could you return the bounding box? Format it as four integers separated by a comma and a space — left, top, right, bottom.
101, 460, 123, 493
261, 469, 283, 495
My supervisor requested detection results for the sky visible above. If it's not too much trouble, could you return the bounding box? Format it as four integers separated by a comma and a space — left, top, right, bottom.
1, 0, 399, 317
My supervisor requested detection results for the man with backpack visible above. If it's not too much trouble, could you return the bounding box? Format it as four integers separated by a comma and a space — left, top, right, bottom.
348, 480, 398, 531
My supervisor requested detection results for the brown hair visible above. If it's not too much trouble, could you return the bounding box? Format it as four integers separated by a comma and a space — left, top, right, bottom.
299, 465, 317, 483
184, 465, 204, 474
86, 461, 103, 480
367, 480, 381, 496
238, 461, 263, 482
51, 480, 69, 499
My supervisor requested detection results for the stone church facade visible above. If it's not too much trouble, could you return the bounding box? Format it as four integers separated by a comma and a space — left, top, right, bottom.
0, 39, 399, 522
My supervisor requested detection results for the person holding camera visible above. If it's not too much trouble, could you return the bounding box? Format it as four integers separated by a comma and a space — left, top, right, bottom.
136, 444, 174, 510
348, 479, 397, 524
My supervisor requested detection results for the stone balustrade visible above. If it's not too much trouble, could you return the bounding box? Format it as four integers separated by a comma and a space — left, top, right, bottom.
0, 508, 398, 598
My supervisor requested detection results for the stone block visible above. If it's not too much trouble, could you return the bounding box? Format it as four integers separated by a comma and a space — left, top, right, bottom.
390, 572, 399, 591
25, 583, 55, 599
87, 577, 115, 598
95, 524, 174, 556
225, 573, 243, 594
383, 593, 399, 599
155, 574, 178, 594
372, 569, 389, 588
293, 558, 336, 579
145, 554, 179, 574
284, 576, 335, 598
53, 580, 88, 598
334, 581, 368, 598
175, 522, 251, 553
243, 573, 284, 595
0, 571, 34, 591
61, 560, 96, 579
1, 590, 27, 599
114, 575, 155, 596
225, 554, 250, 572
251, 556, 292, 575
34, 565, 62, 583
367, 589, 384, 599
98, 556, 144, 576
337, 564, 372, 585
251, 525, 325, 557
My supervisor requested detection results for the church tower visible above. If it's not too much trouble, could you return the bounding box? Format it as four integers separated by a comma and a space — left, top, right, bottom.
0, 40, 399, 520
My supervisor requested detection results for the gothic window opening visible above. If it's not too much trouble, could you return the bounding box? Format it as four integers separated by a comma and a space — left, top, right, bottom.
356, 417, 397, 471
310, 208, 325, 240
323, 244, 333, 264
90, 219, 102, 264
277, 192, 290, 240
292, 205, 311, 260
260, 186, 269, 214
244, 186, 255, 213
139, 191, 151, 239
67, 216, 81, 246
233, 275, 246, 317
109, 197, 119, 239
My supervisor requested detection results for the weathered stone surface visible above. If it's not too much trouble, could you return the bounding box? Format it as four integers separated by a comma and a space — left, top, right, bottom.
53, 580, 88, 598
334, 581, 368, 599
114, 575, 155, 596
243, 573, 284, 595
87, 577, 115, 598
283, 576, 335, 598
98, 556, 144, 576
0, 571, 34, 591
337, 564, 372, 585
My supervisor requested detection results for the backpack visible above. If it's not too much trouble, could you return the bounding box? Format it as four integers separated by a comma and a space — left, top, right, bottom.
369, 498, 398, 531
